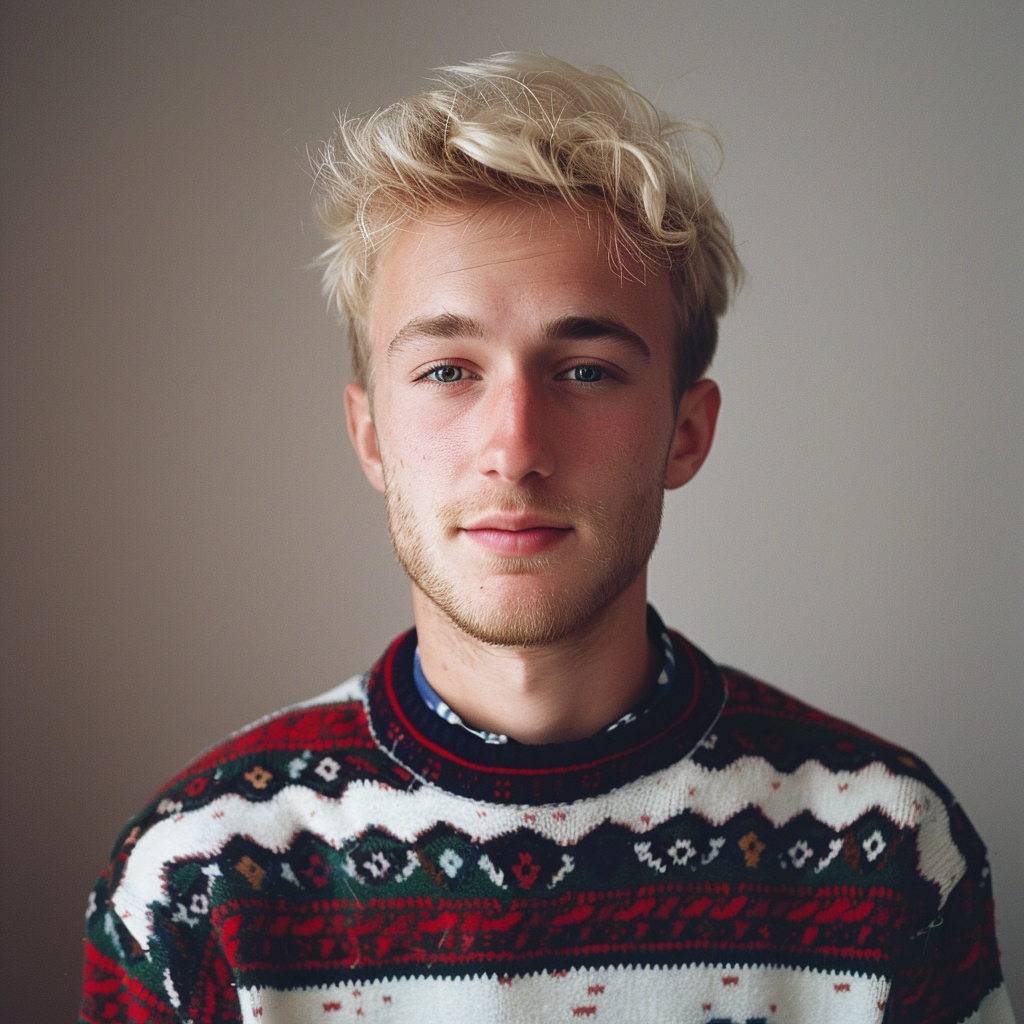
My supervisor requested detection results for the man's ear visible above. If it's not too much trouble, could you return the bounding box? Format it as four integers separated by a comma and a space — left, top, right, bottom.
664, 379, 721, 490
344, 382, 386, 493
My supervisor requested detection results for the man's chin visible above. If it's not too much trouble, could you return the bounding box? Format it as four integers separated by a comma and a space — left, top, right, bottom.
437, 601, 592, 648
416, 573, 633, 649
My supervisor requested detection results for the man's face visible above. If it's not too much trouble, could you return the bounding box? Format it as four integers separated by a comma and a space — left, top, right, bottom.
350, 200, 688, 647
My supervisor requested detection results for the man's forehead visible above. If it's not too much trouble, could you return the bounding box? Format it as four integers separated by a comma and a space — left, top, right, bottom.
379, 198, 619, 274
366, 198, 670, 334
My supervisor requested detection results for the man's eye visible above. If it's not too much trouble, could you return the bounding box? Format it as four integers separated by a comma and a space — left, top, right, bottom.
564, 365, 606, 383
423, 365, 464, 383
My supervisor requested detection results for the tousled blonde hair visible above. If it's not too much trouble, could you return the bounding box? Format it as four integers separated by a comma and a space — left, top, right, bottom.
315, 53, 743, 394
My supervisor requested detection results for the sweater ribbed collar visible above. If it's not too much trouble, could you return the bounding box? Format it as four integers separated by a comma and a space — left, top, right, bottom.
365, 607, 727, 805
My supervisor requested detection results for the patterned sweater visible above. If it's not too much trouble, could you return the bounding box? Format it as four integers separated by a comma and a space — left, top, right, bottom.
81, 624, 1014, 1024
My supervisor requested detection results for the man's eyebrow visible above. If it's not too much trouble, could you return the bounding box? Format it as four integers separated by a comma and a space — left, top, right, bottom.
387, 312, 651, 359
543, 315, 651, 359
388, 313, 484, 356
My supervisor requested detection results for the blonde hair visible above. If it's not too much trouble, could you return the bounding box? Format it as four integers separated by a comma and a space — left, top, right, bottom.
315, 53, 744, 394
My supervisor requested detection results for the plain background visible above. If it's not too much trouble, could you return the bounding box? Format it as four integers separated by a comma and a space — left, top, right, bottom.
2, 1, 1020, 1020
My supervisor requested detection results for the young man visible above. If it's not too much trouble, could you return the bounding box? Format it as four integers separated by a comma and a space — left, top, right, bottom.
81, 55, 1013, 1023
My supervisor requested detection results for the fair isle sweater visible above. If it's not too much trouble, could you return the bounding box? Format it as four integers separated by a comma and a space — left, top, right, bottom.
81, 619, 1014, 1024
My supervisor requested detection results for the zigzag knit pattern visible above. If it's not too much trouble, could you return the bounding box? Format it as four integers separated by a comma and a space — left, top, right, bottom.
80, 625, 1011, 1024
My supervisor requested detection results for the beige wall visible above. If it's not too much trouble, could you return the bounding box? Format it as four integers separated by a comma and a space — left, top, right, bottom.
2, 1, 1020, 1019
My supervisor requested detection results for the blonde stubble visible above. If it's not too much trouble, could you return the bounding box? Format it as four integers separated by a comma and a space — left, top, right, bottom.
382, 471, 665, 648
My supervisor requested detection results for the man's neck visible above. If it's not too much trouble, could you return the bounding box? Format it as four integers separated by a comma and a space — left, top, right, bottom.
411, 574, 656, 744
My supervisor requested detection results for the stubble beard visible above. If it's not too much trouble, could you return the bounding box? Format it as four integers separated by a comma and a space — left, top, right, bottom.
382, 470, 665, 648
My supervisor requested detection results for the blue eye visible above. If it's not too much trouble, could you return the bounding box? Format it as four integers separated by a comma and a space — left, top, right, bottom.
566, 365, 605, 383
424, 365, 463, 383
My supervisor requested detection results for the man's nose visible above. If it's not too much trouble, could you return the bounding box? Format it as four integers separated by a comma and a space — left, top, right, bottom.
475, 376, 554, 484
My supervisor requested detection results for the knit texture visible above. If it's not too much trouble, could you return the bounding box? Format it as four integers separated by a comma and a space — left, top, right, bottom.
80, 624, 1011, 1024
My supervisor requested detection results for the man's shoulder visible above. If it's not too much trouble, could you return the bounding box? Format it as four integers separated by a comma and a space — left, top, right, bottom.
134, 674, 374, 822
91, 672, 420, 947
689, 662, 991, 910
708, 662, 951, 794
98, 674, 379, 884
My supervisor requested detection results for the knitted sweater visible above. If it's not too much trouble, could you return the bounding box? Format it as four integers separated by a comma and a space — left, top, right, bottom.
80, 623, 1014, 1024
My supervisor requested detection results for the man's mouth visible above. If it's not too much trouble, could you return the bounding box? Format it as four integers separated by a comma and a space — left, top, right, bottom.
459, 514, 573, 557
